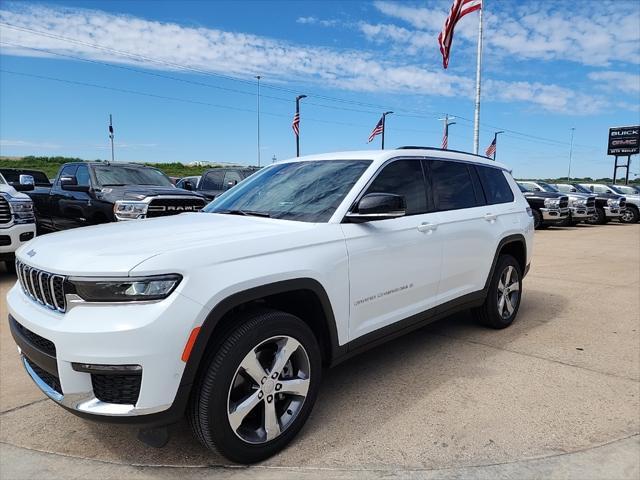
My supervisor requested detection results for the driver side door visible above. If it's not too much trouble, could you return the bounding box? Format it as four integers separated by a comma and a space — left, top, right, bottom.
341, 159, 443, 342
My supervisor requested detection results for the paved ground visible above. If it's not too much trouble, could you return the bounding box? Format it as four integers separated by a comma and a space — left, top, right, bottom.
1, 223, 639, 479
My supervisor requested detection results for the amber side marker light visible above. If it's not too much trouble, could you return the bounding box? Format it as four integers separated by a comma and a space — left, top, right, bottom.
181, 327, 201, 362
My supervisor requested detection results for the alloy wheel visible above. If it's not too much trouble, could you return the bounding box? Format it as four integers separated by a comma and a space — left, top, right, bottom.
227, 335, 310, 444
497, 266, 520, 319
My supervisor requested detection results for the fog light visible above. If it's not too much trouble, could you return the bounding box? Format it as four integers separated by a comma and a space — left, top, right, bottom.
19, 232, 34, 242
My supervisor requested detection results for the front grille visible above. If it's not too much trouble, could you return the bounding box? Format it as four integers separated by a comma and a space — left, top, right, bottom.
16, 260, 66, 312
559, 197, 569, 208
25, 357, 62, 394
0, 235, 10, 246
146, 197, 207, 218
91, 373, 142, 405
586, 197, 595, 207
0, 196, 11, 224
15, 322, 56, 357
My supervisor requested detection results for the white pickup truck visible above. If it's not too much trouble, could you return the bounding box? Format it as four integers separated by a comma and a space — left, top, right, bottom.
0, 173, 36, 272
8, 148, 533, 463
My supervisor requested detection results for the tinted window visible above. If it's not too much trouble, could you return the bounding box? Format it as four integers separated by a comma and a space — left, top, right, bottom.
93, 166, 172, 187
477, 167, 514, 204
75, 165, 90, 187
430, 160, 478, 211
592, 185, 609, 194
223, 170, 243, 189
201, 170, 225, 191
365, 160, 427, 215
57, 164, 77, 185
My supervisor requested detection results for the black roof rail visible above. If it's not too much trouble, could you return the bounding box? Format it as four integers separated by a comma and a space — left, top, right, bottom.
397, 146, 493, 161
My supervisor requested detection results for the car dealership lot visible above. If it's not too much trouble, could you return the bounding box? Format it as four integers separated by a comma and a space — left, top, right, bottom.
1, 224, 639, 479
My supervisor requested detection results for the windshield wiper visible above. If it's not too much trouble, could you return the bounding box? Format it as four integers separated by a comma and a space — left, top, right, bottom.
218, 209, 271, 218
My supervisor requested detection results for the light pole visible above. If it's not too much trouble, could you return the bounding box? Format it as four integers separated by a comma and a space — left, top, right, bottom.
381, 111, 393, 150
568, 127, 575, 181
255, 75, 261, 167
439, 114, 456, 149
295, 94, 307, 157
108, 114, 114, 162
492, 130, 504, 160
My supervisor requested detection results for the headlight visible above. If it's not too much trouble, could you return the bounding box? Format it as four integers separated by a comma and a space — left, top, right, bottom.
573, 198, 587, 206
114, 200, 148, 220
544, 198, 560, 208
3, 196, 35, 224
607, 198, 619, 207
69, 274, 182, 302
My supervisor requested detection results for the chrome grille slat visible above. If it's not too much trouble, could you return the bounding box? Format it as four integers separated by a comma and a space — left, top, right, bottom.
0, 197, 11, 224
15, 260, 66, 313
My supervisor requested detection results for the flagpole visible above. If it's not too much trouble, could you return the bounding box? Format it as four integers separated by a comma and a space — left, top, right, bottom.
472, 4, 483, 155
295, 95, 306, 157
255, 75, 261, 167
381, 111, 393, 150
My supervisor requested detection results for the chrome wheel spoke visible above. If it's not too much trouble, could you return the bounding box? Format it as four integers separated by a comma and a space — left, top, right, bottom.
506, 281, 519, 294
497, 278, 505, 292
270, 337, 301, 376
263, 399, 280, 441
229, 390, 261, 432
504, 294, 515, 315
497, 294, 506, 316
278, 378, 310, 397
504, 266, 513, 285
240, 350, 268, 385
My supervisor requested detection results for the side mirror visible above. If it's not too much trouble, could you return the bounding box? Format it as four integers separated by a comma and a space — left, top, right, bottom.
226, 180, 238, 188
570, 188, 576, 192
345, 193, 406, 223
13, 174, 35, 191
182, 180, 194, 191
60, 175, 90, 192
534, 187, 541, 192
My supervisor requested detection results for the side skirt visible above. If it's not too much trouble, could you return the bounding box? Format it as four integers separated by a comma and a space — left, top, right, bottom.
329, 290, 485, 367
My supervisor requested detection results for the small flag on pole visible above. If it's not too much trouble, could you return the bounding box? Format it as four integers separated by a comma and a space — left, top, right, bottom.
441, 130, 449, 149
438, 0, 482, 69
485, 137, 496, 157
292, 112, 300, 136
368, 116, 384, 143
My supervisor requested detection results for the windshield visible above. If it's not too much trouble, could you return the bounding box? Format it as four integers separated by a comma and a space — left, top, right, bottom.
203, 160, 372, 222
537, 181, 558, 192
518, 182, 538, 192
572, 184, 592, 194
609, 185, 638, 195
94, 165, 173, 187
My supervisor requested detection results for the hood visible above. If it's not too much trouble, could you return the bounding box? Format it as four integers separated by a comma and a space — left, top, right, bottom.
522, 191, 565, 199
0, 184, 31, 200
15, 213, 317, 276
95, 185, 206, 202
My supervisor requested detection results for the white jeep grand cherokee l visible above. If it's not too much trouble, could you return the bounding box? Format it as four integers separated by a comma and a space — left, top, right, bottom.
7, 148, 533, 463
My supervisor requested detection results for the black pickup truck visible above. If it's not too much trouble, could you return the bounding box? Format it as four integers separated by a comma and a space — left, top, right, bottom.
2, 162, 207, 233
516, 182, 570, 229
182, 166, 260, 200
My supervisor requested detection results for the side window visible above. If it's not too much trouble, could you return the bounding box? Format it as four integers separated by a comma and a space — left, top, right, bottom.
477, 166, 515, 204
201, 170, 225, 191
592, 185, 608, 194
364, 160, 427, 215
223, 170, 243, 190
57, 165, 77, 185
430, 160, 479, 211
75, 165, 90, 187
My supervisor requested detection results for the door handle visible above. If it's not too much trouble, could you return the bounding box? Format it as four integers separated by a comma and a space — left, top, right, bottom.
417, 222, 437, 233
484, 213, 497, 222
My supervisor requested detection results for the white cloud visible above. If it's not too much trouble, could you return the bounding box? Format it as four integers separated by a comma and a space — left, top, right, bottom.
0, 3, 622, 114
588, 71, 640, 94
0, 139, 62, 149
372, 1, 640, 67
296, 16, 338, 27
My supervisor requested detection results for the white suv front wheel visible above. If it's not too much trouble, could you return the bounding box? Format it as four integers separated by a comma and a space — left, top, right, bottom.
188, 308, 322, 463
474, 254, 522, 329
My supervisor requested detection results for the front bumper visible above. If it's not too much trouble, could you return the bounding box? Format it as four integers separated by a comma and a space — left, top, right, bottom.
0, 223, 36, 257
570, 206, 596, 219
540, 207, 570, 222
604, 206, 623, 218
6, 282, 203, 420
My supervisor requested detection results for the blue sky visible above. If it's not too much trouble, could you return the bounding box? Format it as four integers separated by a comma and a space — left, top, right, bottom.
0, 0, 639, 179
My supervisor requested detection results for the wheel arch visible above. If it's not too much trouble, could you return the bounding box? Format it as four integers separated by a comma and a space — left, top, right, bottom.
483, 234, 528, 292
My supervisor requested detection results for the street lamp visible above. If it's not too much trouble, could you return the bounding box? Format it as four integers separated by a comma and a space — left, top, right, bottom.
381, 111, 393, 150
295, 94, 307, 157
492, 130, 504, 160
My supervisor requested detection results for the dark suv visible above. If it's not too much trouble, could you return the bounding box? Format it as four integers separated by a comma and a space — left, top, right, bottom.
184, 167, 260, 200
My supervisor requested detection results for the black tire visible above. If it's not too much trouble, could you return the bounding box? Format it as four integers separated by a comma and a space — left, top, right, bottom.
188, 308, 322, 464
3, 259, 16, 274
586, 206, 606, 225
620, 206, 639, 224
532, 209, 542, 229
474, 254, 522, 329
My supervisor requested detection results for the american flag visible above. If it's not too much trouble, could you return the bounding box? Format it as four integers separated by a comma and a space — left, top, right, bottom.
438, 0, 482, 69
441, 129, 449, 149
368, 116, 384, 143
485, 137, 496, 157
292, 112, 300, 136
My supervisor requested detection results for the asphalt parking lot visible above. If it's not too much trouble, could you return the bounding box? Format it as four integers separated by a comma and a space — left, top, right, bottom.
1, 224, 639, 479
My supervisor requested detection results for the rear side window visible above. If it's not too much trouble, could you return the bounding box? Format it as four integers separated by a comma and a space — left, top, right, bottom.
365, 160, 427, 215
430, 160, 478, 211
201, 170, 225, 190
477, 166, 514, 204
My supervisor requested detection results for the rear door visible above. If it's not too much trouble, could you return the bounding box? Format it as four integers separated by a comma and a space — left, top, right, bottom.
342, 158, 443, 341
428, 160, 507, 303
198, 169, 225, 200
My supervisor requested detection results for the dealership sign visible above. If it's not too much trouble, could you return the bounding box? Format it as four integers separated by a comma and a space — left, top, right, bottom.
608, 126, 639, 156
